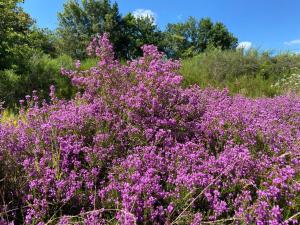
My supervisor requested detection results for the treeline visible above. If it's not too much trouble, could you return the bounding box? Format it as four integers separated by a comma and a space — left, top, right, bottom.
0, 0, 299, 108
0, 0, 239, 108
56, 0, 238, 59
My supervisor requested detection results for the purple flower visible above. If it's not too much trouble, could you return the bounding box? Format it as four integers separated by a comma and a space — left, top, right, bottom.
75, 60, 81, 69
0, 33, 299, 224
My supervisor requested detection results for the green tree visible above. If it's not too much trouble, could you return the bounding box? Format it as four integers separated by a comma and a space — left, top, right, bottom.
164, 17, 238, 58
122, 13, 163, 59
0, 0, 57, 69
0, 0, 34, 71
57, 0, 124, 59
0, 0, 60, 107
29, 27, 58, 57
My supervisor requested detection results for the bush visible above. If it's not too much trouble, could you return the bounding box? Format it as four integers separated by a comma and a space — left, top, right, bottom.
0, 69, 21, 108
0, 52, 76, 108
25, 53, 75, 100
0, 34, 299, 224
273, 68, 300, 95
180, 49, 300, 97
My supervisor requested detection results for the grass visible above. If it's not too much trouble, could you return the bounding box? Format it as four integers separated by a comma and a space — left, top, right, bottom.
1, 109, 18, 125
180, 48, 300, 97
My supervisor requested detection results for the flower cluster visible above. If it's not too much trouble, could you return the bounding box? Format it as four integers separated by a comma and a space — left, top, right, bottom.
0, 34, 299, 224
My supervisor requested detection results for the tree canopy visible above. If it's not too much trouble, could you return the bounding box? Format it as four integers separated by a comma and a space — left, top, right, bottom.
122, 13, 163, 59
57, 0, 164, 59
57, 0, 124, 59
0, 0, 34, 70
0, 0, 60, 107
164, 17, 238, 58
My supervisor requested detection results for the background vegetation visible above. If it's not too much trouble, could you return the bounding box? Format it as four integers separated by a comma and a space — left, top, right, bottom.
181, 49, 300, 97
0, 0, 299, 109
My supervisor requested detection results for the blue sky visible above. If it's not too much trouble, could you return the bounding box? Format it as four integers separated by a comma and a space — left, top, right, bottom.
22, 0, 300, 53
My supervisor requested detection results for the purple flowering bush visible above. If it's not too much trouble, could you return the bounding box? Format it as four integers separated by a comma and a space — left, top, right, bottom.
0, 33, 299, 224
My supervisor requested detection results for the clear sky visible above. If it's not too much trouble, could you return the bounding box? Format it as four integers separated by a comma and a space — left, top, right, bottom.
22, 0, 300, 53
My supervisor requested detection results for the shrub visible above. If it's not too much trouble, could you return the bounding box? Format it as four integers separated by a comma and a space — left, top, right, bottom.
0, 52, 75, 109
0, 69, 21, 108
0, 34, 299, 224
180, 49, 300, 97
273, 69, 300, 95
25, 53, 75, 100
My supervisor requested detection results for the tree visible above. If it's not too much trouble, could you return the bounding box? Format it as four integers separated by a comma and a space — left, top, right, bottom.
0, 0, 57, 70
57, 0, 166, 60
0, 0, 34, 71
164, 17, 238, 58
209, 22, 238, 50
0, 0, 59, 107
29, 27, 58, 57
122, 13, 163, 59
57, 0, 124, 59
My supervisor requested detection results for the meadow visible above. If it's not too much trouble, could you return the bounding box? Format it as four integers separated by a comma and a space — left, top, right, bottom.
0, 34, 299, 224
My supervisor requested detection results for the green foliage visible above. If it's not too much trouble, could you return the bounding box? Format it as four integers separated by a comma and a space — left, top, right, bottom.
23, 53, 75, 100
180, 49, 300, 97
57, 0, 124, 59
0, 0, 34, 71
80, 57, 98, 69
2, 0, 299, 109
0, 0, 57, 69
164, 17, 238, 58
29, 27, 59, 57
0, 0, 60, 107
272, 68, 300, 94
57, 0, 164, 60
0, 70, 21, 108
122, 13, 163, 59
0, 52, 75, 108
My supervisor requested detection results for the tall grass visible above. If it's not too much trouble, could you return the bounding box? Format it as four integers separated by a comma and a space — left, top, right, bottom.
0, 109, 19, 125
180, 48, 300, 97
